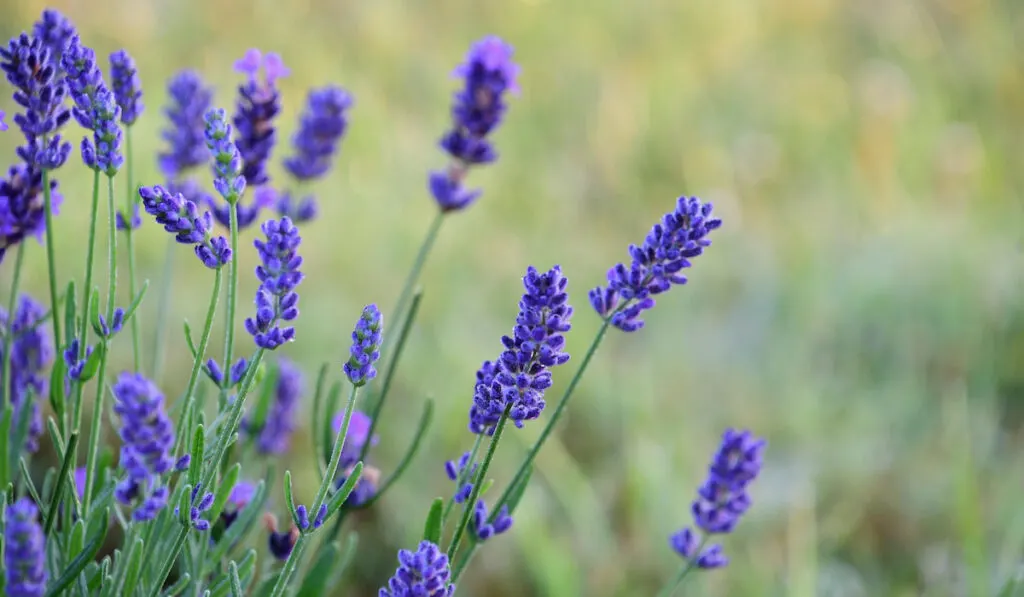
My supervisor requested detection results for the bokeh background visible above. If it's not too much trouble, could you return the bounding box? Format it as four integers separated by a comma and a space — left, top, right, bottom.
2, 0, 1023, 595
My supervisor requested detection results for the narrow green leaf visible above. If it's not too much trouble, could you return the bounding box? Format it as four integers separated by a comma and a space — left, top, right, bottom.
228, 561, 243, 596
182, 320, 197, 359
322, 380, 342, 468
121, 279, 150, 322
0, 408, 11, 489
423, 497, 444, 545
358, 398, 434, 509
207, 549, 256, 597
327, 461, 363, 519
333, 532, 359, 588
117, 536, 145, 597
44, 431, 78, 535
64, 280, 77, 347
68, 518, 86, 560
999, 574, 1024, 597
189, 424, 204, 488
12, 392, 35, 473
178, 483, 194, 526
311, 363, 329, 482
295, 541, 341, 597
159, 572, 191, 597
48, 356, 66, 421
504, 463, 534, 515
18, 458, 43, 507
88, 288, 102, 336
283, 470, 301, 530
79, 342, 105, 382
209, 462, 240, 523
250, 572, 282, 597
44, 507, 109, 597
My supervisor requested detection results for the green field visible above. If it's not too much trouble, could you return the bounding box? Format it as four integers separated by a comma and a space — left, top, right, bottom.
2, 0, 1022, 594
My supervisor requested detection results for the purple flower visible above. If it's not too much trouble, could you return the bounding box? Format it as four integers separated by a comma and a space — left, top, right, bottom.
116, 204, 141, 231
204, 356, 248, 387
138, 184, 231, 269
61, 35, 105, 131
244, 217, 303, 349
284, 85, 352, 182
343, 304, 383, 387
233, 49, 288, 187
272, 190, 318, 223
0, 109, 7, 131
204, 185, 275, 231
247, 358, 303, 455
74, 467, 87, 500
159, 70, 213, 179
204, 108, 246, 202
32, 9, 75, 69
96, 307, 125, 338
112, 372, 176, 521
109, 49, 143, 125
0, 295, 51, 453
4, 498, 47, 597
379, 540, 455, 597
470, 266, 572, 434
444, 452, 477, 504
589, 196, 722, 332
173, 482, 214, 531
0, 164, 62, 261
63, 338, 93, 381
264, 514, 298, 560
331, 410, 377, 467
336, 465, 379, 508
470, 499, 512, 541
220, 480, 256, 528
81, 87, 124, 176
429, 36, 518, 212
669, 429, 766, 570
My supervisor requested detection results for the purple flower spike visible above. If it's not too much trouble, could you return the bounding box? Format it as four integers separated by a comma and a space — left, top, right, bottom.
204, 108, 246, 201
379, 540, 455, 597
109, 49, 144, 125
590, 196, 722, 332
343, 305, 383, 387
33, 9, 75, 69
82, 87, 124, 176
429, 36, 518, 213
232, 49, 287, 188
469, 265, 573, 434
1, 295, 51, 453
159, 70, 213, 179
244, 217, 304, 349
112, 372, 177, 522
4, 498, 48, 597
284, 85, 353, 183
138, 184, 231, 269
669, 429, 765, 571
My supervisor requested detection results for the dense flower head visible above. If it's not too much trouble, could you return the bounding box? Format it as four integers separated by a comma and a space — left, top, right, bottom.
670, 429, 766, 570
205, 108, 246, 201
233, 49, 288, 187
32, 9, 75, 69
109, 49, 143, 125
343, 304, 383, 387
4, 498, 47, 597
470, 498, 513, 541
284, 85, 353, 182
469, 265, 573, 433
159, 70, 213, 178
81, 87, 124, 176
138, 184, 231, 269
379, 540, 455, 597
0, 164, 61, 260
1, 295, 51, 453
244, 217, 304, 349
61, 35, 105, 130
429, 36, 518, 212
112, 372, 177, 521
247, 358, 303, 455
590, 196, 722, 332
1, 32, 72, 169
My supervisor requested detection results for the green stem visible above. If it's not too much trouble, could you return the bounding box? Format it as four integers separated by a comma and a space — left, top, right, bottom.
73, 170, 102, 430
172, 269, 223, 457
41, 169, 62, 358
105, 174, 118, 319
654, 545, 706, 597
124, 128, 142, 371
222, 203, 239, 380
383, 211, 444, 351
147, 525, 188, 597
442, 434, 483, 523
200, 347, 265, 491
81, 344, 109, 515
270, 384, 360, 597
447, 409, 510, 561
151, 236, 176, 381
1, 242, 27, 411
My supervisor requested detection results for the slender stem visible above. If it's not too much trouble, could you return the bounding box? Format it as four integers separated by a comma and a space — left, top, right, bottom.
106, 175, 118, 319
171, 269, 223, 457
222, 204, 239, 380
442, 434, 483, 523
73, 170, 102, 430
447, 409, 510, 561
1, 242, 27, 411
383, 211, 444, 350
124, 128, 142, 371
270, 385, 359, 597
81, 345, 108, 514
200, 347, 265, 491
147, 525, 188, 597
654, 547, 705, 597
151, 236, 176, 381
41, 169, 62, 351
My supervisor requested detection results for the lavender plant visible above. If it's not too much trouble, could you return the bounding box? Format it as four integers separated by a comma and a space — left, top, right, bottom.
0, 9, 764, 597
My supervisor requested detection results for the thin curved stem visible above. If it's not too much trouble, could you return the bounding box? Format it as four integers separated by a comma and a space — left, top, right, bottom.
151, 236, 176, 381
1, 242, 27, 412
41, 170, 62, 358
383, 211, 444, 351
447, 409, 510, 561
222, 204, 239, 380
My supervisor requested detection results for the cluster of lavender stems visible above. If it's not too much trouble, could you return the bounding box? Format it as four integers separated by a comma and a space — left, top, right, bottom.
0, 9, 763, 597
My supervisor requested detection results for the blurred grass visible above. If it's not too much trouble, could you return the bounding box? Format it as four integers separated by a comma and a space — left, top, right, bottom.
2, 0, 1024, 594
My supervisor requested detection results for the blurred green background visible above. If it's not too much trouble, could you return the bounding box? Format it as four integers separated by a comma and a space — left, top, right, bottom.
3, 0, 1024, 594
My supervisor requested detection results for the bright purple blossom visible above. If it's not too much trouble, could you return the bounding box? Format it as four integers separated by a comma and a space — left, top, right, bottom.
379, 540, 455, 597
244, 217, 303, 349
4, 498, 47, 597
109, 49, 143, 125
138, 184, 231, 269
284, 85, 352, 182
159, 70, 213, 179
1, 295, 51, 453
232, 49, 288, 187
343, 305, 383, 387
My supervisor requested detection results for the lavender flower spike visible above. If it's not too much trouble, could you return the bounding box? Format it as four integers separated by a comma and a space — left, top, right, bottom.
429, 36, 519, 212
62, 35, 105, 130
112, 372, 176, 521
1, 295, 52, 453
204, 108, 246, 202
233, 49, 288, 187
590, 195, 722, 332
138, 184, 231, 269
4, 498, 47, 597
244, 217, 304, 349
379, 540, 455, 597
470, 265, 572, 434
284, 85, 353, 182
32, 9, 75, 69
669, 429, 766, 570
109, 49, 143, 125
343, 304, 383, 387
159, 70, 213, 179
82, 87, 124, 176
